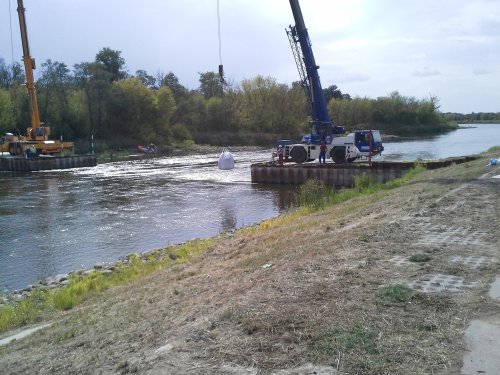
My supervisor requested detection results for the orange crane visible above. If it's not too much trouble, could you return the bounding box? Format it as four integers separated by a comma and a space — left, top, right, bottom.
1, 0, 73, 156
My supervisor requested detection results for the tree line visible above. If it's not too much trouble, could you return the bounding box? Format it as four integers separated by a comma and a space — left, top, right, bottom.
329, 91, 453, 136
1, 47, 453, 152
442, 112, 500, 124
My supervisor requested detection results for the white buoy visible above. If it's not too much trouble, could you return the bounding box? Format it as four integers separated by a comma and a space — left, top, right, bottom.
218, 148, 235, 170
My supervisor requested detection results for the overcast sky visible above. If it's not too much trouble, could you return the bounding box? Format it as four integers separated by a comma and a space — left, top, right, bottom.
1, 0, 499, 113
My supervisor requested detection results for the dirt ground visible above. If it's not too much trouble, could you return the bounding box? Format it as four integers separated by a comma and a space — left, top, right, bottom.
1, 153, 499, 375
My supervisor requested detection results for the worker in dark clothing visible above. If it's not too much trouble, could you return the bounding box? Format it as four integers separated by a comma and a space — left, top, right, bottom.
277, 145, 284, 166
319, 142, 327, 164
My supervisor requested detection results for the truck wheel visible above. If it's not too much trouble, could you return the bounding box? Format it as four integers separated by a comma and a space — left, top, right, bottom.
331, 147, 346, 164
290, 146, 307, 163
347, 157, 357, 163
9, 144, 17, 156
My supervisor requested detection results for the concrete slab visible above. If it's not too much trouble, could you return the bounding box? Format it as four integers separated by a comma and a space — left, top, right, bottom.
461, 276, 500, 374
488, 276, 500, 300
461, 316, 500, 374
0, 324, 51, 346
271, 364, 338, 374
417, 226, 486, 246
410, 274, 476, 293
450, 255, 496, 269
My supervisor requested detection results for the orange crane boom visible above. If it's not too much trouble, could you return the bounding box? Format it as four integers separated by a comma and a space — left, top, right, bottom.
17, 0, 42, 133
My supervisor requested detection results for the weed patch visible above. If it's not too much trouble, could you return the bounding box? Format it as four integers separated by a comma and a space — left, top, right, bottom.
377, 284, 415, 305
293, 164, 426, 212
295, 180, 332, 208
410, 253, 432, 263
313, 324, 380, 358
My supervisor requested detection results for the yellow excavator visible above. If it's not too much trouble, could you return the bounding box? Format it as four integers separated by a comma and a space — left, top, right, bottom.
0, 0, 73, 157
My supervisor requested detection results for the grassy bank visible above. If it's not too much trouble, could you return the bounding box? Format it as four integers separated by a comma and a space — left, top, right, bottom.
0, 239, 214, 333
1, 151, 498, 374
0, 165, 424, 335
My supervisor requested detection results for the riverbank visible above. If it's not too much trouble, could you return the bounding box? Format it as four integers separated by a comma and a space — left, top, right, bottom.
94, 144, 269, 164
0, 149, 499, 374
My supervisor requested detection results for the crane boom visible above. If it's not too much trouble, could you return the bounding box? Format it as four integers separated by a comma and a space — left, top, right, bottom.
287, 0, 332, 144
17, 0, 42, 132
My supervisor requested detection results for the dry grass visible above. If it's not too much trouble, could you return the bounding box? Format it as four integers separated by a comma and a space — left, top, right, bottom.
0, 153, 499, 374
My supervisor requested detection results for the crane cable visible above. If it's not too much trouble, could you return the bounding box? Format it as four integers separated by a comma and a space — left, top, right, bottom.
8, 0, 18, 120
8, 0, 15, 64
216, 0, 230, 153
217, 0, 224, 83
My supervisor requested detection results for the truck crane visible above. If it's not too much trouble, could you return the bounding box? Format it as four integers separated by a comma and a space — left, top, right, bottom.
282, 0, 383, 164
0, 0, 74, 157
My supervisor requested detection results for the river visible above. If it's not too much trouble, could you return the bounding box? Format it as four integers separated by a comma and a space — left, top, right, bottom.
1, 123, 499, 291
0, 150, 296, 291
379, 123, 500, 161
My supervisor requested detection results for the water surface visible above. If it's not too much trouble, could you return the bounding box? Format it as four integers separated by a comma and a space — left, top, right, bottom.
1, 124, 499, 291
1, 150, 293, 291
380, 123, 500, 161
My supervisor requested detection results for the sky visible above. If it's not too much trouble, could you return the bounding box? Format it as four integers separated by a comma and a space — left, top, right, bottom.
1, 0, 499, 114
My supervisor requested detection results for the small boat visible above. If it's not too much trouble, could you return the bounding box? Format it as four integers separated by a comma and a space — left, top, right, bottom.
218, 148, 235, 170
137, 144, 157, 154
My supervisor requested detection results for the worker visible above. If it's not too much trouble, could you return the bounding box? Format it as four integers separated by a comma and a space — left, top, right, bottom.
319, 142, 327, 164
277, 145, 284, 166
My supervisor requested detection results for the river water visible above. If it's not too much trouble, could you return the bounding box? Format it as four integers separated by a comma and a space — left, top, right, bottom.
379, 123, 500, 161
0, 150, 296, 291
1, 124, 499, 291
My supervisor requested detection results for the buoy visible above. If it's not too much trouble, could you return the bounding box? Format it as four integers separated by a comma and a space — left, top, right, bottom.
218, 148, 235, 170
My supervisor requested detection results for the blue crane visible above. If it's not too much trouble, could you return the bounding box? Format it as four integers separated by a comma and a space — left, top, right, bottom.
281, 0, 383, 164
287, 0, 343, 145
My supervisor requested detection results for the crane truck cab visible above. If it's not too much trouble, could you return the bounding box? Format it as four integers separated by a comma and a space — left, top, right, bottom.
354, 129, 384, 157
281, 129, 384, 164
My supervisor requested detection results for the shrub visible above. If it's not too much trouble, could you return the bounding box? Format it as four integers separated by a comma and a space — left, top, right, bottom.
295, 179, 331, 208
377, 284, 415, 305
410, 253, 432, 263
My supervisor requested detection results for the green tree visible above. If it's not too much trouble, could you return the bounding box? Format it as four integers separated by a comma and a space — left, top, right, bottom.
170, 123, 192, 142
0, 58, 11, 88
74, 62, 113, 138
10, 85, 30, 134
135, 69, 156, 88
38, 59, 73, 138
198, 71, 224, 99
0, 88, 15, 133
330, 97, 373, 128
227, 76, 307, 139
95, 47, 127, 82
156, 85, 177, 140
0, 58, 25, 88
65, 89, 90, 140
329, 92, 448, 135
175, 92, 207, 134
107, 77, 155, 140
323, 84, 343, 103
206, 97, 225, 131
106, 78, 176, 144
159, 71, 188, 101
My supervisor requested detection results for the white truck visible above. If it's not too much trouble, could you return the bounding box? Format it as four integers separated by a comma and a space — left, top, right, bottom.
280, 129, 383, 164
